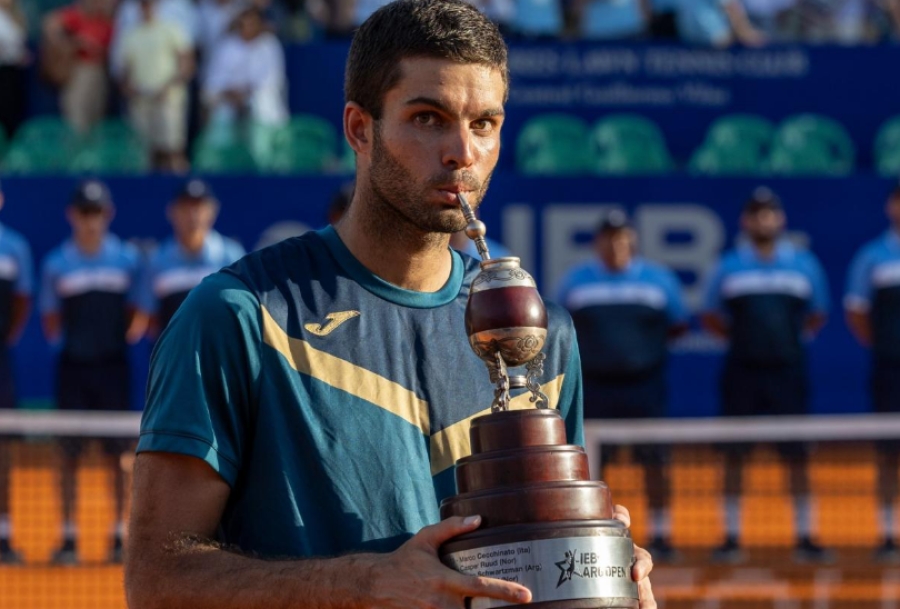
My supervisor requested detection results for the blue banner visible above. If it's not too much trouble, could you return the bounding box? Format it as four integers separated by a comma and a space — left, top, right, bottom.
283, 43, 900, 171
0, 175, 896, 418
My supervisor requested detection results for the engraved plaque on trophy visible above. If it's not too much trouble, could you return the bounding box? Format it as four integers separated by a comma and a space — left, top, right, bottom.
438, 195, 639, 609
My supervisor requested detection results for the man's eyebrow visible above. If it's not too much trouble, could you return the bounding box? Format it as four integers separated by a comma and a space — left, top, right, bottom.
404, 96, 505, 118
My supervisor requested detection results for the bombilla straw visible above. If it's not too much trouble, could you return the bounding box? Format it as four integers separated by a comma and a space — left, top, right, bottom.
457, 193, 491, 261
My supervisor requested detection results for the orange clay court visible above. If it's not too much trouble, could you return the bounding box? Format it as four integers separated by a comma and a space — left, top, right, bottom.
0, 440, 891, 609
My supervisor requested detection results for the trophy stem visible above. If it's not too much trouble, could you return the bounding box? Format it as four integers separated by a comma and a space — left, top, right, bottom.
457, 193, 492, 261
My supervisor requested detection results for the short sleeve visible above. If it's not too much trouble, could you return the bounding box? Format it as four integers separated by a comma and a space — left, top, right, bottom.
126, 248, 144, 307
39, 255, 59, 314
701, 260, 725, 313
844, 245, 874, 312
137, 272, 263, 487
805, 253, 830, 314
13, 236, 33, 296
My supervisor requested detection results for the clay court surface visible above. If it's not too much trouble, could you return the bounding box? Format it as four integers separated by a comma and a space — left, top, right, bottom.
0, 440, 891, 608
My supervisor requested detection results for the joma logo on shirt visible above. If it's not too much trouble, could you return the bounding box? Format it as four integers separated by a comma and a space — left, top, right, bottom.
304, 311, 361, 336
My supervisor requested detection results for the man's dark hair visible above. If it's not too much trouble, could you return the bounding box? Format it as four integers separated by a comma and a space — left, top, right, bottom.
345, 0, 508, 119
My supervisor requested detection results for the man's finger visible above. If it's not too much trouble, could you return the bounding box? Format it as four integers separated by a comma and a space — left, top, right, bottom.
453, 574, 532, 605
638, 575, 657, 609
613, 504, 631, 528
414, 516, 482, 550
632, 544, 653, 582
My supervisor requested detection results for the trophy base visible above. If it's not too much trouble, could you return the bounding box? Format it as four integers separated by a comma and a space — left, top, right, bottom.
441, 520, 639, 609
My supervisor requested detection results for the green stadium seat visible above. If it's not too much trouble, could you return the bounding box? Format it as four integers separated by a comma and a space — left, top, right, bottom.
769, 114, 855, 175
705, 114, 775, 151
14, 115, 80, 147
877, 150, 900, 176
689, 143, 769, 176
68, 139, 149, 175
875, 116, 900, 176
87, 119, 144, 148
256, 114, 338, 174
590, 114, 673, 174
516, 113, 592, 175
192, 140, 257, 174
1, 139, 73, 174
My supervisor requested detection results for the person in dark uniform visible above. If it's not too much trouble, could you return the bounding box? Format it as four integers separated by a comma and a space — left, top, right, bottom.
40, 180, 145, 565
556, 210, 688, 561
138, 179, 244, 335
0, 179, 33, 564
845, 181, 900, 561
701, 187, 830, 563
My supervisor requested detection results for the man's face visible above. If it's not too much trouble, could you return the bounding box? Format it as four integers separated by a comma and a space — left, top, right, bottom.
742, 208, 785, 242
169, 198, 217, 241
238, 13, 263, 40
364, 57, 505, 234
596, 229, 634, 271
68, 206, 112, 241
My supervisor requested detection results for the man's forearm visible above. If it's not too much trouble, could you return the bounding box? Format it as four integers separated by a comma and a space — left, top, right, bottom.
126, 538, 375, 609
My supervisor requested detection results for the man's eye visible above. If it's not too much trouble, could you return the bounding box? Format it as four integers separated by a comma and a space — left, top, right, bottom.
414, 113, 437, 126
473, 119, 494, 132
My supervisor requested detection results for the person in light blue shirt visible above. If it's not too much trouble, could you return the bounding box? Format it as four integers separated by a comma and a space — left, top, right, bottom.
40, 180, 145, 566
138, 179, 245, 334
701, 188, 830, 564
557, 210, 687, 562
578, 0, 648, 39
0, 179, 33, 565
676, 0, 766, 45
844, 182, 900, 561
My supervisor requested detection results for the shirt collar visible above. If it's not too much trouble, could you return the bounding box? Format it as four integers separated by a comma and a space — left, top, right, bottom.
64, 234, 117, 261
317, 225, 464, 309
885, 229, 900, 253
737, 238, 795, 264
595, 257, 642, 277
177, 230, 222, 261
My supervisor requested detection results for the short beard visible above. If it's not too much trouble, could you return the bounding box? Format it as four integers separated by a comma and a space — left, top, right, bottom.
367, 122, 492, 236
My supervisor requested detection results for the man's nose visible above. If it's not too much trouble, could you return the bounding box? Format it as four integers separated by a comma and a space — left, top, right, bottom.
442, 126, 476, 170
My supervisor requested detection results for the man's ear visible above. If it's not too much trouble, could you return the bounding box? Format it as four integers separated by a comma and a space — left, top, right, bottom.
344, 102, 373, 156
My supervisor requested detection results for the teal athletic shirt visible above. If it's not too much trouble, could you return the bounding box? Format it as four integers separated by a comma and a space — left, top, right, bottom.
138, 225, 583, 558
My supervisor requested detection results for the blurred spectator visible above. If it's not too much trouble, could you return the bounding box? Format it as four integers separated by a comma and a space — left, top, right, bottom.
844, 182, 900, 561
792, 0, 883, 42
353, 0, 392, 25
676, 0, 767, 46
742, 0, 797, 39
0, 0, 28, 138
119, 0, 194, 172
701, 188, 831, 563
202, 8, 288, 142
40, 180, 144, 565
42, 0, 113, 134
0, 179, 33, 565
556, 210, 687, 562
575, 0, 648, 39
306, 0, 357, 36
509, 0, 564, 37
109, 0, 197, 78
889, 0, 900, 37
468, 0, 514, 31
197, 0, 248, 66
138, 179, 245, 335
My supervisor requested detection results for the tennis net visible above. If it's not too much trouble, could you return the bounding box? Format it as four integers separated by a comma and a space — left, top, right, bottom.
1, 409, 898, 609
